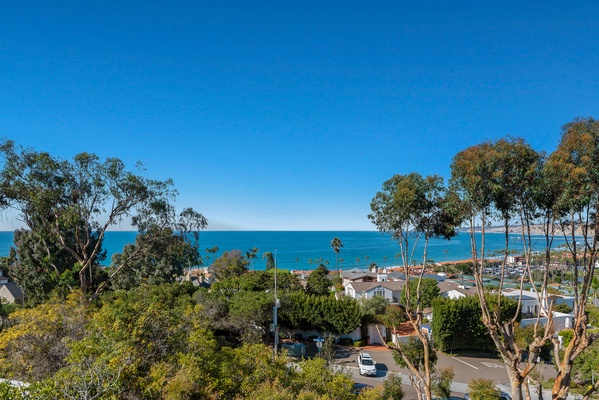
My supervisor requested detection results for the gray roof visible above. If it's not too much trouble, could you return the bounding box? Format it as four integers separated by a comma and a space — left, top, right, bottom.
0, 282, 25, 301
348, 281, 404, 293
341, 268, 377, 280
438, 281, 477, 297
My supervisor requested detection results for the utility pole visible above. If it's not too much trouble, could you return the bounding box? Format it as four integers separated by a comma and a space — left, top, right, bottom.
272, 249, 280, 360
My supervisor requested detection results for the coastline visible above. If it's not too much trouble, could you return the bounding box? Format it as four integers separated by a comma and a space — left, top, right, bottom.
471, 225, 590, 237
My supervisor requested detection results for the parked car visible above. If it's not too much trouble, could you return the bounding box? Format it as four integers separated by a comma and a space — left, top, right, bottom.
352, 383, 374, 394
357, 352, 377, 376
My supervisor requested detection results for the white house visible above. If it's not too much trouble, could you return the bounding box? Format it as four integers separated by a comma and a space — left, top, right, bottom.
438, 281, 477, 300
520, 312, 573, 333
502, 290, 540, 317
501, 289, 576, 333
341, 268, 377, 287
344, 281, 404, 303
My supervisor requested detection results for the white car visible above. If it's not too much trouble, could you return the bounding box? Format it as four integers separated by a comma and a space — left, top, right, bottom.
357, 352, 377, 376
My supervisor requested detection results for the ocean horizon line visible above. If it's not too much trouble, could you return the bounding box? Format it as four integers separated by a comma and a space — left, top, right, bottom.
0, 230, 564, 271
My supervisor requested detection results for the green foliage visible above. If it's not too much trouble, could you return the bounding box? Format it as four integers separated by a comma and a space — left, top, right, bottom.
553, 303, 573, 313
229, 290, 274, 343
356, 385, 385, 400
232, 269, 303, 293
369, 173, 461, 270
571, 339, 599, 388
382, 373, 405, 400
0, 282, 363, 399
0, 292, 87, 382
455, 262, 474, 275
331, 237, 343, 271
560, 329, 574, 347
432, 295, 519, 353
391, 336, 437, 372
263, 251, 275, 271
380, 304, 406, 328
319, 333, 337, 365
431, 296, 488, 352
110, 226, 202, 290
0, 142, 206, 297
279, 292, 361, 334
0, 141, 204, 295
432, 367, 455, 400
0, 380, 58, 400
353, 340, 364, 347
8, 228, 105, 304
514, 323, 552, 360
401, 277, 440, 309
211, 250, 249, 281
468, 378, 500, 400
306, 264, 332, 296
585, 305, 599, 327
291, 357, 355, 400
68, 285, 213, 399
360, 295, 390, 324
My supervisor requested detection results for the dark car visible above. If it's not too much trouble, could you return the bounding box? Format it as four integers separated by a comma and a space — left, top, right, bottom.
352, 383, 374, 394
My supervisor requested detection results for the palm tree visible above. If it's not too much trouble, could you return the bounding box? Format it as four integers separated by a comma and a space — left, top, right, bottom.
246, 247, 259, 270
263, 251, 275, 270
206, 246, 219, 261
331, 237, 343, 272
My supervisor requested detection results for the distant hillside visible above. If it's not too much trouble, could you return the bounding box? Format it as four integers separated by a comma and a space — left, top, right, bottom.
470, 225, 590, 237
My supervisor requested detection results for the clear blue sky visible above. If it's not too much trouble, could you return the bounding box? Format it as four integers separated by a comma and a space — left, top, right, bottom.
1, 1, 597, 231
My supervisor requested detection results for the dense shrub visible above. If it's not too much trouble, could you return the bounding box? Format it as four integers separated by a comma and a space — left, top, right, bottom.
432, 295, 519, 353
586, 305, 599, 327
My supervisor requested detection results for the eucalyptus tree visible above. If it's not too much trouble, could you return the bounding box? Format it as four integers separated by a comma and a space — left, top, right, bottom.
546, 118, 599, 400
206, 246, 219, 265
7, 227, 104, 304
0, 141, 205, 296
211, 250, 249, 281
491, 138, 557, 399
368, 172, 460, 400
330, 237, 343, 272
450, 139, 552, 400
108, 208, 206, 291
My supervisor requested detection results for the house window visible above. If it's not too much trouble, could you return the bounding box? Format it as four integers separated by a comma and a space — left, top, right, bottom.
374, 289, 385, 298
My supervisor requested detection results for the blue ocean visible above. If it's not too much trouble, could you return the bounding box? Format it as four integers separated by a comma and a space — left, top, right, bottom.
0, 231, 567, 271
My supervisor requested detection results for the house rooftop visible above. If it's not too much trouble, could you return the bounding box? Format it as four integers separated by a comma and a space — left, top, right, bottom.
347, 281, 404, 292
0, 282, 25, 302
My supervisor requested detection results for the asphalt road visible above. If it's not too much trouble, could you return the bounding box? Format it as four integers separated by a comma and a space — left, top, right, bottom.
310, 343, 559, 400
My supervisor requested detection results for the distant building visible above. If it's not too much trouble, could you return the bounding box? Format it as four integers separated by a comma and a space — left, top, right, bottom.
344, 281, 404, 303
0, 282, 26, 304
438, 281, 476, 300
